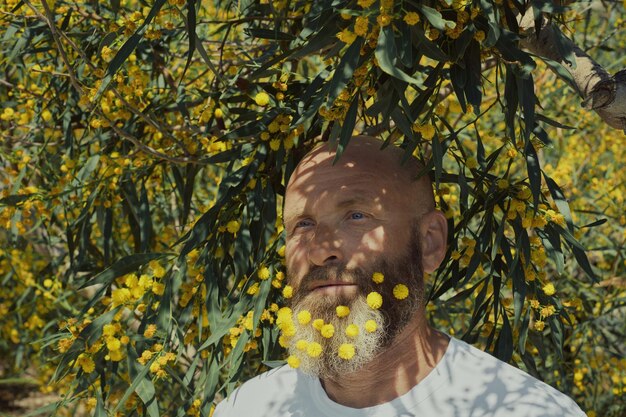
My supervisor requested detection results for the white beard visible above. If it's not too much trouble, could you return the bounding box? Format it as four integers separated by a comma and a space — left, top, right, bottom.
286, 296, 385, 379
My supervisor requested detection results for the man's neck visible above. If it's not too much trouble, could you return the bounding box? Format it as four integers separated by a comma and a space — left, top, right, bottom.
319, 315, 450, 409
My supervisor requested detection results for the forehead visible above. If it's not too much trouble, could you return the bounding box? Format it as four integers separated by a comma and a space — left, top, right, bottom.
284, 147, 409, 213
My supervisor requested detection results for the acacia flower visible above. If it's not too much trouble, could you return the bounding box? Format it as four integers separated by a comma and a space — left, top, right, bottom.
282, 285, 293, 299
345, 324, 359, 338
338, 343, 355, 360
77, 354, 95, 373
312, 319, 324, 330
403, 12, 420, 26
321, 324, 335, 338
365, 320, 378, 333
337, 28, 357, 45
534, 320, 546, 332
144, 324, 157, 338
295, 339, 308, 351
336, 305, 350, 317
542, 283, 556, 296
366, 292, 383, 309
297, 310, 311, 324
372, 272, 384, 284
226, 220, 240, 234
307, 342, 323, 358
393, 284, 409, 300
257, 266, 270, 280
254, 92, 270, 106
354, 16, 369, 37
287, 355, 300, 368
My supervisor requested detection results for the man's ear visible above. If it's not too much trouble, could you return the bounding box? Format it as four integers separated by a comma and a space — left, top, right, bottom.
419, 210, 448, 273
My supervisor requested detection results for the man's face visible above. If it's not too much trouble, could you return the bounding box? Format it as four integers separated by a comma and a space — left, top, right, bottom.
282, 142, 429, 376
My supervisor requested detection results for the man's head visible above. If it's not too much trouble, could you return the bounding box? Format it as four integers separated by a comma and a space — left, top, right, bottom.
281, 136, 447, 377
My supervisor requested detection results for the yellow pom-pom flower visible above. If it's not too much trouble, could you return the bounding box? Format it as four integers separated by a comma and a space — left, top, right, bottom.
338, 343, 355, 360
295, 339, 308, 351
366, 292, 383, 309
372, 272, 384, 284
297, 310, 311, 325
542, 283, 556, 296
312, 319, 324, 330
307, 342, 323, 358
365, 320, 378, 333
393, 284, 409, 300
336, 305, 350, 318
254, 92, 270, 106
287, 355, 300, 368
320, 324, 335, 338
282, 285, 293, 299
345, 324, 359, 338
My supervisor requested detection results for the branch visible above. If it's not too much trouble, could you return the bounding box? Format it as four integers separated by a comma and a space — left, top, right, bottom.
518, 9, 626, 132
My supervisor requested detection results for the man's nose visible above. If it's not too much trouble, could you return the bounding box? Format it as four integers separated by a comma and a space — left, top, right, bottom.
307, 224, 343, 266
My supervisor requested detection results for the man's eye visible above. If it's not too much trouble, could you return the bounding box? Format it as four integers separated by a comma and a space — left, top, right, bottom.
349, 212, 365, 220
295, 219, 314, 228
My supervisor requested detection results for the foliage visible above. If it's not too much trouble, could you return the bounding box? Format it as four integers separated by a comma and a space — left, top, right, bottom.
0, 0, 625, 416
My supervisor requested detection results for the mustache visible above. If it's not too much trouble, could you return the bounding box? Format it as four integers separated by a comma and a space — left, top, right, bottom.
290, 265, 366, 303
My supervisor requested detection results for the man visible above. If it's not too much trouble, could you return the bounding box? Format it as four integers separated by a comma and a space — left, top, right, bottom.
214, 136, 585, 416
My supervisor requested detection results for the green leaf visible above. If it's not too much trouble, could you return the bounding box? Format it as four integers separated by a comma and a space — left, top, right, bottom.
327, 39, 363, 106
417, 5, 454, 30
524, 142, 541, 210
333, 97, 359, 164
494, 311, 513, 362
376, 27, 421, 85
246, 28, 296, 41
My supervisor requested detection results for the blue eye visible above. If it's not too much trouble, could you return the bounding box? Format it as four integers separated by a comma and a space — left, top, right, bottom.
295, 219, 314, 228
350, 212, 365, 220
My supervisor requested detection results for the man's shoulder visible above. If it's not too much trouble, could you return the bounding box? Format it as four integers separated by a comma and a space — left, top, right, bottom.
445, 337, 586, 417
213, 365, 308, 417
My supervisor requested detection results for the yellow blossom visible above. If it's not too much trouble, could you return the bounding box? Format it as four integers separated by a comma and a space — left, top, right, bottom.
336, 305, 350, 318
542, 283, 556, 296
372, 272, 384, 284
282, 285, 293, 298
320, 324, 335, 338
365, 320, 378, 332
366, 292, 383, 309
297, 310, 311, 324
393, 284, 409, 300
226, 220, 240, 234
345, 324, 359, 338
338, 343, 356, 360
258, 266, 270, 280
295, 339, 308, 351
354, 16, 369, 37
77, 354, 95, 373
144, 324, 157, 338
534, 320, 545, 331
254, 91, 270, 106
404, 12, 420, 26
377, 14, 392, 27
287, 355, 300, 368
312, 319, 324, 330
307, 342, 323, 358
337, 28, 357, 45
357, 0, 375, 7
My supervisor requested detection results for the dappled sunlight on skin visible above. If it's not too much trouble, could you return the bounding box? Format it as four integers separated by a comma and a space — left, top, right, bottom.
280, 136, 451, 408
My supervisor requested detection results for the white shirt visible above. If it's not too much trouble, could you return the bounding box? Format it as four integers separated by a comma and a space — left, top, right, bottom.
214, 337, 585, 417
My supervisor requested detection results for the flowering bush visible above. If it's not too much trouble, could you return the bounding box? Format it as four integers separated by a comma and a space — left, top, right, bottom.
0, 0, 624, 416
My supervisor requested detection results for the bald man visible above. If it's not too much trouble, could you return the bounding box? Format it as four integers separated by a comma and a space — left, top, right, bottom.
214, 136, 585, 417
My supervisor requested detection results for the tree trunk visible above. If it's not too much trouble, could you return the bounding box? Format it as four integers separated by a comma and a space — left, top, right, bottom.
518, 8, 626, 132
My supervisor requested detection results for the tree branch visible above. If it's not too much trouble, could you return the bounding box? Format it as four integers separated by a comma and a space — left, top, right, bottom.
518, 8, 626, 132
